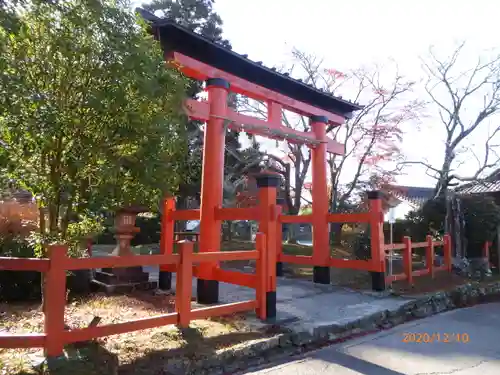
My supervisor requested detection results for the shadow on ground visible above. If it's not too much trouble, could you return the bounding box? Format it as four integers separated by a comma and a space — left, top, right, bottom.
13, 326, 265, 375
236, 303, 500, 375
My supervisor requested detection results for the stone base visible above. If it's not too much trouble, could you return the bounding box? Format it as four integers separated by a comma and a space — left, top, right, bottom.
92, 266, 154, 294
102, 266, 149, 283
91, 279, 157, 294
197, 279, 219, 304
313, 266, 330, 284
468, 257, 492, 279
370, 271, 386, 291
158, 271, 172, 290
276, 262, 284, 277
452, 257, 492, 279
262, 311, 299, 326
266, 291, 277, 320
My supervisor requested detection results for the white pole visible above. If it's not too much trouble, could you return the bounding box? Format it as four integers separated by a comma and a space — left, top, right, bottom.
389, 222, 394, 277
388, 207, 395, 277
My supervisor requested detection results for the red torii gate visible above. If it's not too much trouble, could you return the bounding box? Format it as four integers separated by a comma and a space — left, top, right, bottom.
140, 13, 387, 306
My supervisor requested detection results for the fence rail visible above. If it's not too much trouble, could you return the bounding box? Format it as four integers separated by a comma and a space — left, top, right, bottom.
276, 195, 386, 274
0, 257, 50, 272
215, 207, 260, 221
0, 234, 268, 357
384, 234, 452, 284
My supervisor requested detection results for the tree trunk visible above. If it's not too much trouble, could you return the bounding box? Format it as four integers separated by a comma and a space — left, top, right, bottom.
61, 197, 75, 239
445, 193, 466, 264
175, 196, 187, 233
39, 207, 46, 237
286, 224, 298, 244
222, 221, 233, 241
48, 203, 58, 234
331, 223, 342, 245
434, 150, 453, 198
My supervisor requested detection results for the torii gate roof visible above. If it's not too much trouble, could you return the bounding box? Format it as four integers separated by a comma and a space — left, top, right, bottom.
138, 8, 362, 120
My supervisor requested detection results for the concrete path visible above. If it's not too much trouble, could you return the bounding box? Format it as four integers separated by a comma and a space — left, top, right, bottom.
154, 268, 411, 331
92, 246, 412, 333
241, 303, 500, 375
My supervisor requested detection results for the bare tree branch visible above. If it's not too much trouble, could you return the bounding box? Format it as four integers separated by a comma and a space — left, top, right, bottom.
238, 48, 420, 212
406, 42, 500, 196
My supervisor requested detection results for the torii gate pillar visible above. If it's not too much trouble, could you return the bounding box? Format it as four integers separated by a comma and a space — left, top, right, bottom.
197, 78, 230, 304
310, 115, 331, 284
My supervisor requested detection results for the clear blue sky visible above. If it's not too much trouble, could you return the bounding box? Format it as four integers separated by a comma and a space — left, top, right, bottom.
136, 0, 500, 188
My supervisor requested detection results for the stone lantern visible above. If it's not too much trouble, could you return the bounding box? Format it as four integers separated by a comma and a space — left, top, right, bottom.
111, 206, 144, 256
93, 205, 156, 293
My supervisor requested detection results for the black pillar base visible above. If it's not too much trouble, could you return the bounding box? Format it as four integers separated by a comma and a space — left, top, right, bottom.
313, 266, 330, 284
370, 272, 386, 291
197, 279, 219, 304
158, 271, 172, 290
276, 262, 284, 277
266, 291, 277, 320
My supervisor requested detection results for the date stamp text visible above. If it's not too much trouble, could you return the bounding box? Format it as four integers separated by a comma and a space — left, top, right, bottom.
402, 333, 470, 343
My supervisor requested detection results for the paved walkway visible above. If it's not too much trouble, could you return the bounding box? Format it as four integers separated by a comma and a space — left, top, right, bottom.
92, 246, 412, 333
151, 267, 411, 331
241, 303, 500, 375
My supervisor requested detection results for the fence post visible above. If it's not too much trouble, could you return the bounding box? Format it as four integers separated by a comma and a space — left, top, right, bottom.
44, 245, 68, 358
443, 234, 452, 272
276, 198, 285, 277
256, 173, 279, 320
159, 197, 176, 290
86, 238, 93, 257
176, 241, 193, 328
367, 190, 386, 291
256, 232, 267, 321
403, 236, 413, 285
483, 241, 490, 260
426, 235, 435, 278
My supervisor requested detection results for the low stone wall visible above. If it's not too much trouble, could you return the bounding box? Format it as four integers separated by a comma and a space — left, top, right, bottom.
178, 282, 500, 375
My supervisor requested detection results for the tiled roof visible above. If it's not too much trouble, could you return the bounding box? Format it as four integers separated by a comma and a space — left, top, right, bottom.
383, 185, 435, 207
454, 169, 500, 195
136, 8, 362, 118
456, 180, 500, 195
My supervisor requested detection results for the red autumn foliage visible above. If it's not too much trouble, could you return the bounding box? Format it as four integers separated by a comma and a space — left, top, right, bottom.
0, 200, 38, 238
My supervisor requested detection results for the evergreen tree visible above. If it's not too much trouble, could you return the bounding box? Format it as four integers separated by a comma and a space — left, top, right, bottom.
0, 0, 188, 247
142, 0, 248, 205
144, 0, 230, 47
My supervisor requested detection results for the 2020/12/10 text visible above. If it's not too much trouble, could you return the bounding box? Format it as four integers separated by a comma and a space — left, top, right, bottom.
402, 333, 470, 343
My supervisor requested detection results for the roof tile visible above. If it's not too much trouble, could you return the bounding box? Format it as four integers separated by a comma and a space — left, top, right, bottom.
137, 7, 362, 116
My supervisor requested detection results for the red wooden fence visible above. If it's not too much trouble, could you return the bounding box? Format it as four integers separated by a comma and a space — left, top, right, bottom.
277, 195, 385, 273
0, 233, 268, 357
384, 234, 452, 284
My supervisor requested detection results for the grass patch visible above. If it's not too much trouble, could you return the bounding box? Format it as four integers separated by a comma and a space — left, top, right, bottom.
391, 272, 500, 296
94, 241, 494, 297
0, 292, 269, 375
94, 240, 352, 258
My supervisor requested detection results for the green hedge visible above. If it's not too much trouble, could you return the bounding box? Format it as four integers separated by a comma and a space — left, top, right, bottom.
383, 220, 414, 243
0, 238, 41, 301
408, 194, 500, 258
0, 237, 92, 302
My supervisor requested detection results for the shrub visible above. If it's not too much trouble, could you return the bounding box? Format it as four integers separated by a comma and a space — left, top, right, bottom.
0, 200, 38, 238
462, 195, 500, 257
408, 194, 500, 258
0, 237, 41, 301
383, 219, 413, 243
352, 228, 371, 260
0, 203, 103, 301
132, 214, 161, 245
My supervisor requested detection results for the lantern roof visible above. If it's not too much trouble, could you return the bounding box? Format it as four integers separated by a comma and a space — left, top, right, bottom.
115, 205, 148, 215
